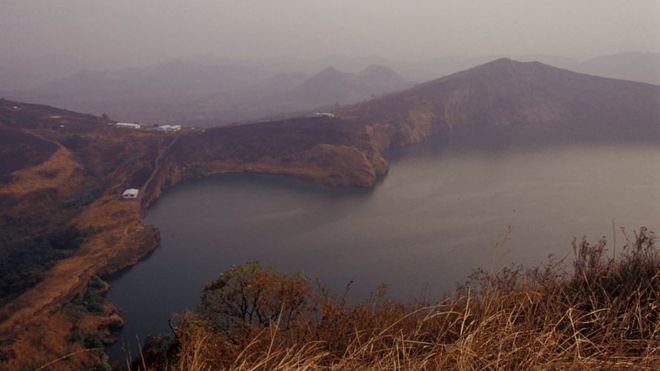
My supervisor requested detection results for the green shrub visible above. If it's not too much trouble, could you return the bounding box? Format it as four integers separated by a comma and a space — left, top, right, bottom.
71, 275, 107, 315
0, 226, 84, 306
83, 334, 104, 349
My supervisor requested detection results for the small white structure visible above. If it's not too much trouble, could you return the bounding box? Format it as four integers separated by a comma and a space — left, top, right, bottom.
115, 122, 141, 129
122, 188, 140, 199
311, 112, 335, 118
156, 124, 182, 132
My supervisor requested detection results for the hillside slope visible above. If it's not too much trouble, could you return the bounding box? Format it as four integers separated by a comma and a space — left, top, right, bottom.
0, 100, 166, 369
343, 58, 660, 146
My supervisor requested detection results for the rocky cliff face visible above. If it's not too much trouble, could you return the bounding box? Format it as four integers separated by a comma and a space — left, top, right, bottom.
167, 116, 387, 187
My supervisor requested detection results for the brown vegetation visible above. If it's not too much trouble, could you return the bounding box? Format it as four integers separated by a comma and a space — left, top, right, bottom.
128, 228, 659, 370
0, 99, 164, 369
0, 126, 58, 175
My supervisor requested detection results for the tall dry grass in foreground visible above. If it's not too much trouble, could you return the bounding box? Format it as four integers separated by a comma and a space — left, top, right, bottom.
130, 227, 659, 370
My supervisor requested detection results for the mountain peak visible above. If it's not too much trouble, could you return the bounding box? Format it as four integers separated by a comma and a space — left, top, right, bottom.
472, 57, 534, 72
428, 58, 562, 86
358, 64, 398, 75
353, 64, 410, 95
487, 57, 515, 64
296, 66, 350, 90
347, 56, 660, 135
356, 64, 405, 81
316, 66, 346, 78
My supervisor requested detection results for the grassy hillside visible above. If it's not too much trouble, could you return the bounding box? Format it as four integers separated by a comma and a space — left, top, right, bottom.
0, 99, 163, 306
0, 99, 166, 369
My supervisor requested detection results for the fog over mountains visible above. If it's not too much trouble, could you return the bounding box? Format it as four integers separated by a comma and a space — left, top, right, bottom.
1, 60, 412, 126
1, 52, 658, 127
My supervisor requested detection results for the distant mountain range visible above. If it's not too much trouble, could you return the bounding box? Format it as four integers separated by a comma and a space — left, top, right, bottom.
387, 52, 660, 85
2, 62, 410, 126
0, 52, 657, 127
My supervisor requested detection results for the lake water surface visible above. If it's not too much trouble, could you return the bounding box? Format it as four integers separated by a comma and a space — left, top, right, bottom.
106, 139, 660, 360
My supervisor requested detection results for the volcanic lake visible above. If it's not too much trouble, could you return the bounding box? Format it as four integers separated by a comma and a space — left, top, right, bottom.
106, 138, 660, 359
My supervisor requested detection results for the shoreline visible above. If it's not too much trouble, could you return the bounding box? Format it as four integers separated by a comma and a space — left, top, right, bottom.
4, 128, 658, 368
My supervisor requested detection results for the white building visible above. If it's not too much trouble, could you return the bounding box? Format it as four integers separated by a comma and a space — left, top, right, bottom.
156, 124, 182, 132
311, 112, 335, 118
122, 188, 140, 199
115, 122, 141, 129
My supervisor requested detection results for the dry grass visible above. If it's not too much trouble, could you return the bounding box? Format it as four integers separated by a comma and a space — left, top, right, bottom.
128, 227, 659, 370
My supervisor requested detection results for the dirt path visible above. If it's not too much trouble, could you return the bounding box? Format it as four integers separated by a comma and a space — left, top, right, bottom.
139, 134, 180, 209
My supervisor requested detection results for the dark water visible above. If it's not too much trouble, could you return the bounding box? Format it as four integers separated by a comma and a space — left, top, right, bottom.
106, 140, 660, 360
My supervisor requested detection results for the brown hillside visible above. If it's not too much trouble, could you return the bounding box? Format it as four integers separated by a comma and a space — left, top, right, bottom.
343, 58, 660, 145
0, 126, 58, 175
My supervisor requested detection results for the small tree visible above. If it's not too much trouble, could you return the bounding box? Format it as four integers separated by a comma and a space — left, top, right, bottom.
198, 262, 312, 334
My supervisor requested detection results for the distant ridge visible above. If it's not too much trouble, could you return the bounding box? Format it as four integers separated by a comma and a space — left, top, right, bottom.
289, 66, 353, 104
2, 62, 411, 126
343, 58, 660, 144
576, 52, 660, 85
288, 65, 411, 107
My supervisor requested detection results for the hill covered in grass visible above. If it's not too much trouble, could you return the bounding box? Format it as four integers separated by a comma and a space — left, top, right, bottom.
0, 99, 165, 369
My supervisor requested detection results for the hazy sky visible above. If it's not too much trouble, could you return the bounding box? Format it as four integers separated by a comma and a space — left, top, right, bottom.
2, 0, 659, 66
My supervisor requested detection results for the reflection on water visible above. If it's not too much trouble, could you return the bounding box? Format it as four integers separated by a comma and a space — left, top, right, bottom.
106, 140, 660, 360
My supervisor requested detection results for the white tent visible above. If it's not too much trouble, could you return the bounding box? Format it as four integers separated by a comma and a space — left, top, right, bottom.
122, 188, 140, 199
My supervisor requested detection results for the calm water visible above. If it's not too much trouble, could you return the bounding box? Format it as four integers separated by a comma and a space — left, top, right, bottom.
106, 140, 660, 360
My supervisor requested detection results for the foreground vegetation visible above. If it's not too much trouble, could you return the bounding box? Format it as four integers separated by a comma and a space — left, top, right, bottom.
124, 228, 659, 370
